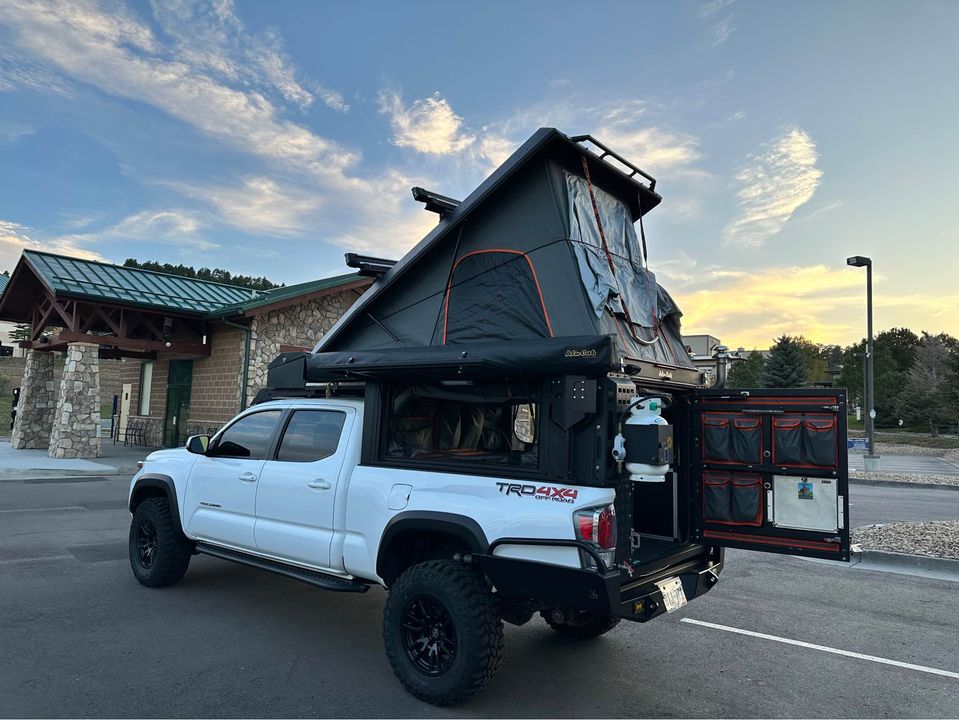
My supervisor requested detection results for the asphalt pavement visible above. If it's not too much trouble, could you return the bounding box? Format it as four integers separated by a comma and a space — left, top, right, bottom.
1, 477, 957, 718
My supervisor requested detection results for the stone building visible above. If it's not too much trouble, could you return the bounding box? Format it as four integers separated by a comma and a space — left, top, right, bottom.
0, 250, 370, 457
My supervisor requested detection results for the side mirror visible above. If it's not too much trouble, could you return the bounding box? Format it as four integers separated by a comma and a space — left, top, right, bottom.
186, 435, 211, 455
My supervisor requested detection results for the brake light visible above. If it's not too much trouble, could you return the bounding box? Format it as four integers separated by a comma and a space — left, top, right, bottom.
574, 504, 616, 549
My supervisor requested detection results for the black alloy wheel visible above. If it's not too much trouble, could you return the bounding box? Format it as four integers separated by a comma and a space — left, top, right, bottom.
135, 519, 158, 569
402, 595, 457, 676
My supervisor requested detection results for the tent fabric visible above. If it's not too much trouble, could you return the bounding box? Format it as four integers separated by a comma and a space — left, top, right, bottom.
312, 127, 695, 376
443, 250, 553, 344
565, 171, 689, 367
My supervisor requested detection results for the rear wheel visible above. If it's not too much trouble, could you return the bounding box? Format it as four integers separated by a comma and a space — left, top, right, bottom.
542, 609, 621, 638
129, 496, 192, 588
383, 560, 503, 706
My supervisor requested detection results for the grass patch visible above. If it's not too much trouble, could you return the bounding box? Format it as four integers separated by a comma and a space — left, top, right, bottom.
0, 393, 10, 437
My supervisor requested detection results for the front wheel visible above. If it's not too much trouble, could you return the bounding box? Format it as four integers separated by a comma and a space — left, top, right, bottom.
542, 609, 621, 638
383, 560, 504, 706
129, 496, 192, 588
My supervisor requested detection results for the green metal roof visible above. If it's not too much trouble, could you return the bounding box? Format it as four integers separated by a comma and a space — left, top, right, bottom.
18, 250, 366, 318
207, 272, 366, 317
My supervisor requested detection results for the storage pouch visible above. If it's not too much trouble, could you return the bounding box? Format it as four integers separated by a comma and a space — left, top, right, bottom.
703, 414, 730, 462
803, 416, 837, 467
703, 473, 732, 522
772, 416, 803, 465
730, 417, 762, 464
730, 474, 763, 525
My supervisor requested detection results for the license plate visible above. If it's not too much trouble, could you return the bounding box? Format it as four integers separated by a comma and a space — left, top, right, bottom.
656, 577, 687, 613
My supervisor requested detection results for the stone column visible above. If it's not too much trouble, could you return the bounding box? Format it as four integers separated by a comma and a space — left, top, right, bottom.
49, 342, 101, 459
10, 350, 58, 449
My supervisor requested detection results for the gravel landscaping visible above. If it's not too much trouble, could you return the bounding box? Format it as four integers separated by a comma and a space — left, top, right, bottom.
853, 521, 959, 560
849, 469, 959, 487
873, 442, 948, 456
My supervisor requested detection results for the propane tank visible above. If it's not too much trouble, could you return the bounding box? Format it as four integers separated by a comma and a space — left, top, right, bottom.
624, 397, 670, 483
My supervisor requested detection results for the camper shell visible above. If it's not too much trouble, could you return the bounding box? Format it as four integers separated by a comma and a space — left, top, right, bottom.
261, 127, 849, 566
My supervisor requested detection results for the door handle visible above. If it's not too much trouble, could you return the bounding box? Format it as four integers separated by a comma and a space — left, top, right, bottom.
238, 472, 257, 482
307, 480, 332, 490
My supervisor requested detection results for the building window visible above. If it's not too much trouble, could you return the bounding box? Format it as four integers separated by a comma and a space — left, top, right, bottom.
138, 361, 154, 415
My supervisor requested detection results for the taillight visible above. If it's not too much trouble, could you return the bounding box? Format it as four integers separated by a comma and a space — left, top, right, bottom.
574, 504, 616, 548
573, 504, 616, 571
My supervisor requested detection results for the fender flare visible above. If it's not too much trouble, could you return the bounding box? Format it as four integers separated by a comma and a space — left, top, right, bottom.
129, 474, 183, 535
376, 511, 489, 579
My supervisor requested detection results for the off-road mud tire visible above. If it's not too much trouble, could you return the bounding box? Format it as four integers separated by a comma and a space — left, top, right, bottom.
383, 560, 504, 706
129, 496, 192, 588
542, 610, 621, 638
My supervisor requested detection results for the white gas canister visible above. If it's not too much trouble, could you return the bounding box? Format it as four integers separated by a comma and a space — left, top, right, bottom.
624, 398, 670, 483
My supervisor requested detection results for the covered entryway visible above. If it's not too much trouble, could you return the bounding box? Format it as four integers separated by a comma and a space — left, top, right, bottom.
0, 251, 263, 457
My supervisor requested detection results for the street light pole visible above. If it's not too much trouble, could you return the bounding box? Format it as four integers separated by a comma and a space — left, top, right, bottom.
847, 255, 880, 471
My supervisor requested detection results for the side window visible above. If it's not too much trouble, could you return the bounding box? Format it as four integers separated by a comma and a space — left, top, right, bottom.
213, 410, 282, 459
277, 410, 347, 462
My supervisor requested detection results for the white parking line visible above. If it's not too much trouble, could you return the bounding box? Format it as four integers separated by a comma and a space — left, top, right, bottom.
681, 618, 959, 680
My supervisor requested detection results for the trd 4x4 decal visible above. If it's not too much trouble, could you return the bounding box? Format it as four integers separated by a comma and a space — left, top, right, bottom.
495, 483, 579, 503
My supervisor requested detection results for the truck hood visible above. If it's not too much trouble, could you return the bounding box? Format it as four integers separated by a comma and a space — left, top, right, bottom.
144, 448, 190, 463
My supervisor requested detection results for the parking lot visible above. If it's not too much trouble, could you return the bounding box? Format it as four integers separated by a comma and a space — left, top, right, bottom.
2, 476, 957, 718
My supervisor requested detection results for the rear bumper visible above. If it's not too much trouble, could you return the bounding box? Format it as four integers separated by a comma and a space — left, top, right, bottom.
475, 543, 723, 622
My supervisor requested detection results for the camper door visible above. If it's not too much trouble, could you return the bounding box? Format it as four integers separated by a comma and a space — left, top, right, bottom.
689, 389, 851, 561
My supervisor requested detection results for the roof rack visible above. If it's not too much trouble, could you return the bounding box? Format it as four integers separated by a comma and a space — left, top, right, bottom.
345, 253, 397, 278
569, 134, 657, 192
411, 186, 461, 218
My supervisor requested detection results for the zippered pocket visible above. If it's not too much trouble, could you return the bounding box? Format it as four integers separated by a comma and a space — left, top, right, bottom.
703, 414, 730, 462
803, 416, 837, 466
731, 417, 762, 464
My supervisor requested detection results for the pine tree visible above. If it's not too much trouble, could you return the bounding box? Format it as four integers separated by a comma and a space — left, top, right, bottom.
761, 335, 809, 388
893, 337, 952, 436
727, 350, 765, 388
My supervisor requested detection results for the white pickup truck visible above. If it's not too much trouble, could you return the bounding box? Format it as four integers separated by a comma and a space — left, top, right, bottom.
127, 380, 850, 706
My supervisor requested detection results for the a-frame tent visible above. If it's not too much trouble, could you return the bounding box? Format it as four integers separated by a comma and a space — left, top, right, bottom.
311, 128, 699, 386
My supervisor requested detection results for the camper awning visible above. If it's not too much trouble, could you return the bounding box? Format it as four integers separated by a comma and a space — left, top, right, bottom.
271, 335, 614, 383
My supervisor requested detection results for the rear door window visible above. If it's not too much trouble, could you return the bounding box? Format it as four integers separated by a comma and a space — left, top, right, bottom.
276, 410, 347, 462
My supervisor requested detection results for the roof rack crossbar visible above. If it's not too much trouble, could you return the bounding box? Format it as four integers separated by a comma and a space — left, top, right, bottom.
569, 134, 657, 191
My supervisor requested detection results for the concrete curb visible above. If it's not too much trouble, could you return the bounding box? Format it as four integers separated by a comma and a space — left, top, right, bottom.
0, 466, 133, 481
848, 478, 959, 491
853, 549, 959, 582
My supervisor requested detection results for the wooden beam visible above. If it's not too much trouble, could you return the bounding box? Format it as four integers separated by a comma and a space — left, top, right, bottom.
21, 332, 211, 357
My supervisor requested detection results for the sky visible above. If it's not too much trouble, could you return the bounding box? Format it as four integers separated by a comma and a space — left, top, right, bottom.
0, 0, 957, 349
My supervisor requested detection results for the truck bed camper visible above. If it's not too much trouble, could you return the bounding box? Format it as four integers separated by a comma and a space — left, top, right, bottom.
262, 128, 850, 570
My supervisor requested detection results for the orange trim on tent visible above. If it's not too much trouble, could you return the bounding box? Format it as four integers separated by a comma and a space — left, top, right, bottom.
442, 249, 554, 344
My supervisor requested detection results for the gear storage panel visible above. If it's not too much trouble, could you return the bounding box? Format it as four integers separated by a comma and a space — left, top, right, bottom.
689, 389, 850, 560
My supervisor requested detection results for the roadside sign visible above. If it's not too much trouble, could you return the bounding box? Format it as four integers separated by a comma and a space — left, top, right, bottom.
847, 438, 870, 451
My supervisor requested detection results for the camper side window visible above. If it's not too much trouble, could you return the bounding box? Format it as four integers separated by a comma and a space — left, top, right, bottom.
383, 382, 539, 469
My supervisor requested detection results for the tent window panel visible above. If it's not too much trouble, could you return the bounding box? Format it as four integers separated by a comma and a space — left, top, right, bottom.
384, 383, 539, 469
444, 250, 552, 344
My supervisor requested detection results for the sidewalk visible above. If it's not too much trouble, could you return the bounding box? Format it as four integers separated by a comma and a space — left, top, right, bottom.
0, 439, 155, 479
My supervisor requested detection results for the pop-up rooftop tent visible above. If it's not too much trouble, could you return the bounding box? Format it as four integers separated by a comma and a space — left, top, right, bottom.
291, 128, 700, 387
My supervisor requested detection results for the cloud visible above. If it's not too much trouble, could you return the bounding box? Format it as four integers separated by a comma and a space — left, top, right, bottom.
722, 127, 823, 248
0, 219, 102, 270
671, 263, 959, 347
699, 0, 735, 18
712, 16, 736, 45
379, 91, 475, 155
173, 176, 322, 236
148, 0, 345, 112
0, 0, 356, 177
